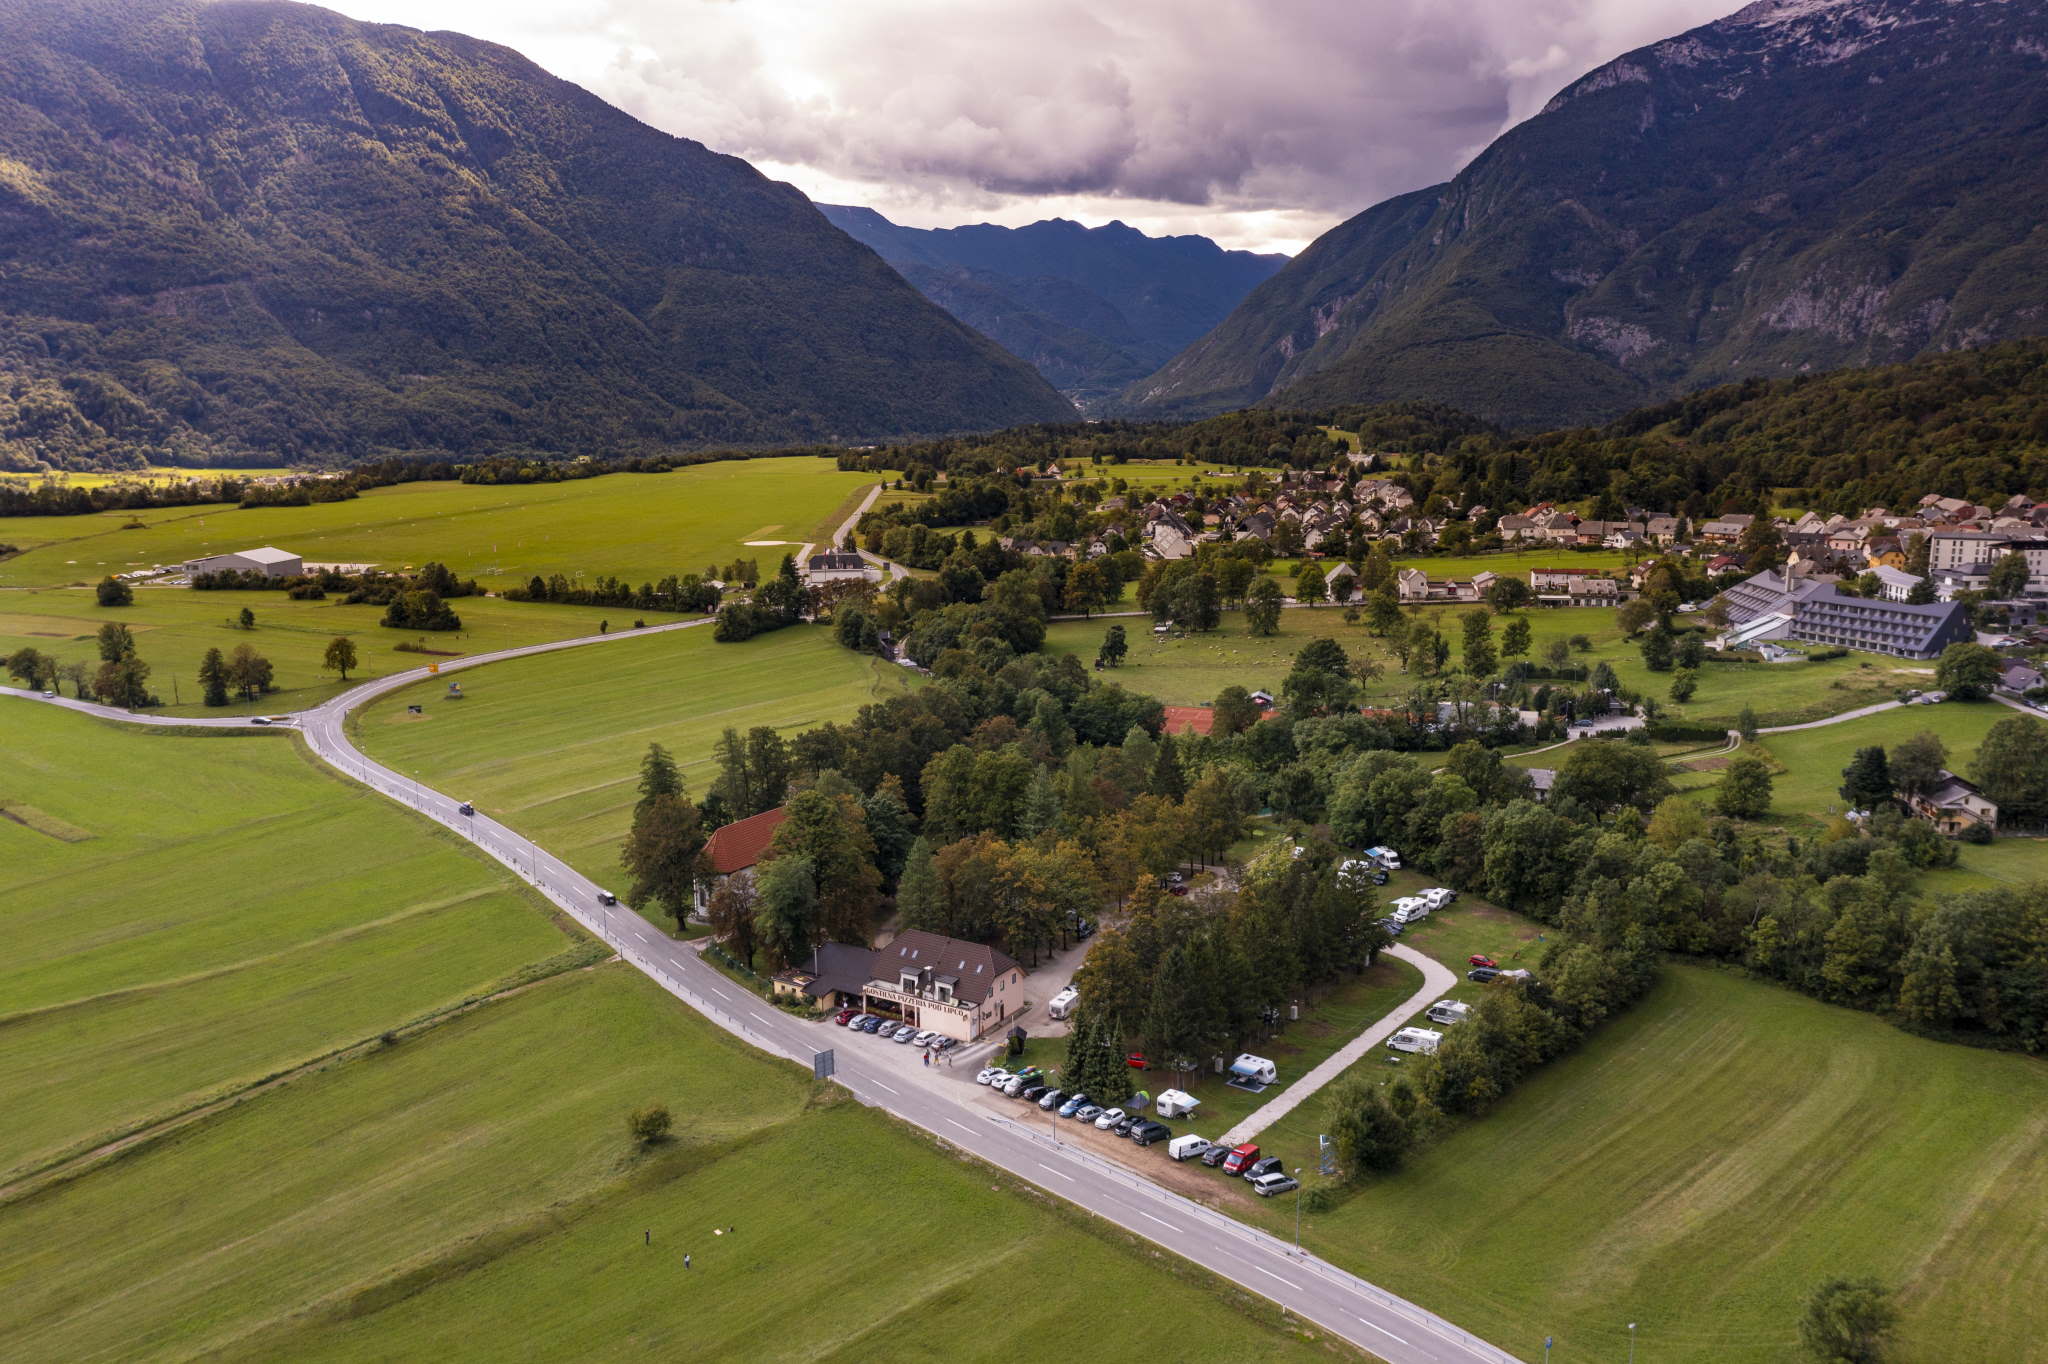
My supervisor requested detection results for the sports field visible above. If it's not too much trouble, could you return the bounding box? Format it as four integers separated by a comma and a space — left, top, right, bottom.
0, 703, 1348, 1363
0, 456, 877, 589
354, 624, 919, 889
0, 586, 693, 715
1047, 605, 1927, 728
1238, 955, 2048, 1362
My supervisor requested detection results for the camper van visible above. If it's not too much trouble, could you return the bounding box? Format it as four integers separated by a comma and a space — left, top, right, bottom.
1363, 845, 1402, 870
1419, 887, 1456, 911
1228, 1054, 1278, 1086
1387, 1027, 1443, 1055
1389, 897, 1432, 925
1047, 986, 1079, 1021
1155, 1088, 1200, 1119
1425, 999, 1472, 1027
1167, 1135, 1212, 1162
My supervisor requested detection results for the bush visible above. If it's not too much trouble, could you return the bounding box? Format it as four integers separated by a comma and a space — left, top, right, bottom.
1299, 1183, 1337, 1214
1960, 821, 1994, 844
626, 1104, 673, 1146
1646, 722, 1730, 743
95, 575, 133, 606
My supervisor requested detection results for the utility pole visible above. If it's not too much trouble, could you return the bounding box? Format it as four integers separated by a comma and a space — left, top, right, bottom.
1293, 1168, 1304, 1252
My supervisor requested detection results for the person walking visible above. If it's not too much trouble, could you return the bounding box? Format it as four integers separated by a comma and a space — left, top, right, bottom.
683, 1253, 692, 1270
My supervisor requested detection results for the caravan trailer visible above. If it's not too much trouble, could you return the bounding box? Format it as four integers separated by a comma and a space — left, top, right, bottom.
1228, 1054, 1278, 1086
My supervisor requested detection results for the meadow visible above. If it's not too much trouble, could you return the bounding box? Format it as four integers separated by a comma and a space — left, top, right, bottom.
353, 624, 918, 890
0, 456, 877, 589
0, 703, 1348, 1363
1235, 914, 2048, 1362
0, 586, 694, 715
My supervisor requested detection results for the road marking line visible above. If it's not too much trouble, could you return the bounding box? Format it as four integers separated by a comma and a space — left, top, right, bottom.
1138, 1211, 1177, 1231
946, 1119, 976, 1136
868, 1080, 899, 1096
1351, 1315, 1409, 1346
1036, 1163, 1074, 1182
1251, 1265, 1291, 1286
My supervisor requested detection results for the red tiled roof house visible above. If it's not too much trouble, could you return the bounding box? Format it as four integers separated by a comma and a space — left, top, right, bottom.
693, 805, 786, 915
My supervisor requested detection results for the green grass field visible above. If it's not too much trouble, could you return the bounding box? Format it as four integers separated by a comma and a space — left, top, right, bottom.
0, 586, 693, 715
0, 466, 303, 490
1237, 959, 2048, 1362
0, 704, 578, 1185
0, 703, 1347, 1363
353, 624, 918, 891
0, 457, 876, 589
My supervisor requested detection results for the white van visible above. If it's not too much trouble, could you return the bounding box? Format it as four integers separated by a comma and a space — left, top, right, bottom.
1425, 999, 1472, 1026
1168, 1135, 1212, 1162
1047, 986, 1079, 1021
1387, 1026, 1443, 1055
1390, 897, 1431, 925
1420, 887, 1456, 910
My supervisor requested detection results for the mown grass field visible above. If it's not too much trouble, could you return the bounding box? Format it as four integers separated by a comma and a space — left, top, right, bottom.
353, 624, 918, 891
1241, 957, 2048, 1362
1046, 605, 1927, 729
0, 456, 876, 588
0, 586, 694, 715
0, 704, 577, 1185
0, 466, 302, 490
0, 703, 1349, 1363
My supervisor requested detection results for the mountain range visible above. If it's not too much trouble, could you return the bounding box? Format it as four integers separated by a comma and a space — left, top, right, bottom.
1122, 0, 2048, 430
0, 0, 1073, 471
817, 206, 1286, 407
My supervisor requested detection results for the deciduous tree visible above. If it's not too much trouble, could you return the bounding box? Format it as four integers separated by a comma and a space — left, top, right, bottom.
322, 635, 358, 681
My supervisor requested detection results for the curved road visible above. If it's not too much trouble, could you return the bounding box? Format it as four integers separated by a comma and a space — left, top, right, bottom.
4, 631, 1521, 1364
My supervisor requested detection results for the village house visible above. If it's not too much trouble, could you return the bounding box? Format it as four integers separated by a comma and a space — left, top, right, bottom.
694, 806, 788, 915
771, 931, 1026, 1042
802, 551, 876, 584
1906, 771, 1998, 837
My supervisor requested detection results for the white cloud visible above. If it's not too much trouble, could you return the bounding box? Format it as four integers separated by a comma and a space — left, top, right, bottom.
328, 0, 1742, 253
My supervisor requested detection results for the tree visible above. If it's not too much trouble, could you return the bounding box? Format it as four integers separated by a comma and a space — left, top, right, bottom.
1359, 540, 1395, 592
198, 647, 230, 707
1366, 584, 1403, 637
97, 622, 135, 662
1283, 637, 1359, 716
1969, 715, 2048, 822
764, 787, 881, 944
1669, 667, 1697, 703
1554, 741, 1673, 815
1245, 577, 1283, 635
4, 647, 54, 690
1737, 704, 1759, 742
1799, 1278, 1897, 1364
1935, 641, 2000, 700
1486, 576, 1530, 611
92, 653, 155, 708
1327, 1072, 1415, 1178
1408, 621, 1449, 676
1293, 560, 1327, 608
57, 660, 90, 698
751, 853, 818, 969
322, 635, 358, 681
1501, 616, 1532, 660
237, 606, 256, 630
621, 789, 705, 928
1461, 609, 1496, 678
225, 644, 273, 700
704, 876, 760, 966
894, 836, 943, 931
95, 575, 132, 607
1639, 625, 1676, 672
1616, 596, 1659, 634
625, 1104, 673, 1146
1543, 637, 1572, 668
1888, 731, 1948, 797
638, 741, 684, 808
1212, 685, 1260, 736
1063, 560, 1109, 615
1905, 576, 1937, 605
1717, 752, 1775, 818
1838, 746, 1893, 810
1988, 551, 2030, 599
1096, 623, 1127, 668
1675, 631, 1706, 668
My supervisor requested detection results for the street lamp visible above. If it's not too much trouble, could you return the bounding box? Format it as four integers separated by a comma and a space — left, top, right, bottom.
1628, 1322, 1637, 1364
1293, 1167, 1304, 1253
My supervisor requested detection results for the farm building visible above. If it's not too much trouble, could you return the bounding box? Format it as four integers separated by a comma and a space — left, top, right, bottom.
184, 546, 303, 578
693, 805, 787, 914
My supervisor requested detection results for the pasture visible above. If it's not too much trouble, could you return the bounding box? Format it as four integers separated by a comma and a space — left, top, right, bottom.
0, 586, 693, 715
0, 456, 877, 589
0, 704, 576, 1185
353, 624, 918, 890
1243, 960, 2048, 1363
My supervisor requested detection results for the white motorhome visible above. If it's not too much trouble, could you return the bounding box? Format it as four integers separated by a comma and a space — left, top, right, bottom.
1387, 1027, 1443, 1055
1228, 1054, 1278, 1085
1390, 897, 1432, 925
1363, 845, 1402, 869
1425, 999, 1472, 1026
1168, 1135, 1212, 1162
1156, 1088, 1201, 1119
1047, 986, 1079, 1020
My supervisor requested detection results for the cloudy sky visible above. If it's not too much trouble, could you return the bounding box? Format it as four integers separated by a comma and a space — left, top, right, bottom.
327, 0, 1741, 254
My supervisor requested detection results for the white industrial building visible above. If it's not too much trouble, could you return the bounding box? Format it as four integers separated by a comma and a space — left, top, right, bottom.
183, 546, 304, 578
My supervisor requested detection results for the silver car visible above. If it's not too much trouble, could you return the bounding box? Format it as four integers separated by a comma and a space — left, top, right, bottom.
892, 1024, 918, 1043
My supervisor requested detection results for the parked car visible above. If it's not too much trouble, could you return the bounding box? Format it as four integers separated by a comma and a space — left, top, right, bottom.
1376, 917, 1404, 938
911, 1030, 938, 1048
1000, 1075, 1030, 1096
892, 1024, 918, 1042
935, 1037, 959, 1052
1072, 918, 1097, 939
1168, 1135, 1212, 1162
1165, 871, 1185, 887
1094, 1107, 1127, 1130
860, 1016, 887, 1033
1057, 1094, 1091, 1119
1074, 1104, 1104, 1123
1130, 1121, 1171, 1147
1113, 1114, 1139, 1137
1199, 1143, 1233, 1167
1038, 1089, 1067, 1111
1468, 966, 1502, 983
1126, 1052, 1149, 1069
1370, 869, 1389, 886
1250, 1172, 1301, 1197
1018, 1084, 1051, 1103
1167, 884, 1190, 896
977, 1067, 1009, 1086
835, 1008, 857, 1026
1468, 955, 1498, 969
1221, 1143, 1261, 1176
1243, 1157, 1284, 1181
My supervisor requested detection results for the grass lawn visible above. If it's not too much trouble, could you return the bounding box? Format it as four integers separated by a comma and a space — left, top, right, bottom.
0, 465, 302, 490
352, 624, 918, 892
0, 704, 579, 1184
1241, 964, 2048, 1362
0, 586, 695, 715
0, 456, 876, 590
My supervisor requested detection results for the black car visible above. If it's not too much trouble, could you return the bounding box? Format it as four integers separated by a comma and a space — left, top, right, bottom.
1112, 1114, 1139, 1137
1370, 870, 1389, 886
1199, 1143, 1233, 1167
1468, 966, 1501, 983
1243, 1156, 1284, 1181
1376, 917, 1404, 938
1038, 1089, 1067, 1111
1019, 1084, 1051, 1103
1130, 1121, 1171, 1147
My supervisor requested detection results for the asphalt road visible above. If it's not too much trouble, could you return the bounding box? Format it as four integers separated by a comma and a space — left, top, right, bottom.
3, 631, 1523, 1364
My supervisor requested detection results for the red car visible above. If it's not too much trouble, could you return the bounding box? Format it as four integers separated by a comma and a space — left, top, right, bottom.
1126, 1052, 1149, 1069
1468, 955, 1498, 969
834, 1008, 857, 1026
